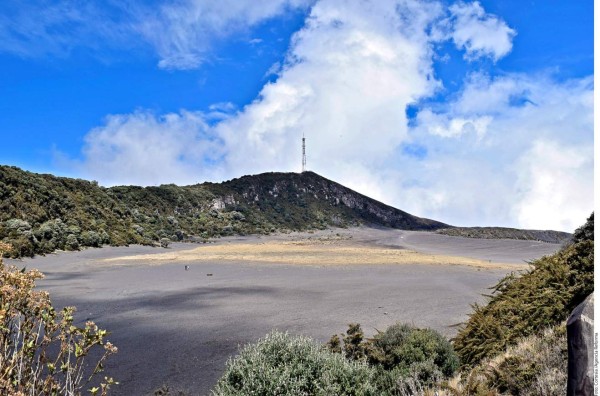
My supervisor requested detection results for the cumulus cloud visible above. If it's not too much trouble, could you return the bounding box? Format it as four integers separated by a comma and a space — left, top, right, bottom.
74, 110, 224, 186
214, 0, 444, 187
446, 1, 516, 61
406, 74, 593, 231
417, 110, 492, 139
514, 140, 593, 232
76, 0, 445, 198
68, 0, 591, 232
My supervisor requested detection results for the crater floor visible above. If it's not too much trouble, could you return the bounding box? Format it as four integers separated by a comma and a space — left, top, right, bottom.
11, 227, 561, 395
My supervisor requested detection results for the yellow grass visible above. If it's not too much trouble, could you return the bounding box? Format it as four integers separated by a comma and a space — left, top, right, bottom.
103, 239, 524, 270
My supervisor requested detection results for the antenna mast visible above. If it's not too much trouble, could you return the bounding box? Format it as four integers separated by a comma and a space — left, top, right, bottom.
302, 133, 306, 172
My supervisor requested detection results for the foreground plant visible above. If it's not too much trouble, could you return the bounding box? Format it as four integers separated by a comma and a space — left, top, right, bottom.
214, 331, 382, 395
453, 233, 593, 367
0, 242, 118, 395
438, 325, 567, 396
328, 323, 459, 392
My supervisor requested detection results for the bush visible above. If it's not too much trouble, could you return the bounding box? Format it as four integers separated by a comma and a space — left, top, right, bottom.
0, 243, 118, 395
329, 323, 459, 385
36, 219, 68, 243
160, 238, 171, 248
6, 235, 36, 258
439, 325, 567, 396
4, 219, 32, 234
213, 331, 378, 395
572, 212, 593, 244
368, 324, 459, 379
453, 239, 593, 367
215, 328, 456, 396
81, 230, 102, 247
341, 323, 368, 361
65, 233, 80, 250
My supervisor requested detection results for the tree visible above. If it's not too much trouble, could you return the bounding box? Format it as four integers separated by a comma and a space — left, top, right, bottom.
0, 243, 118, 395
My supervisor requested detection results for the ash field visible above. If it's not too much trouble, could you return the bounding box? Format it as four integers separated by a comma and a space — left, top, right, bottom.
10, 227, 561, 395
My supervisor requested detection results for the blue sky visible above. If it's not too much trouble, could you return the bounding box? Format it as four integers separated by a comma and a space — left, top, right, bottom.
0, 0, 593, 232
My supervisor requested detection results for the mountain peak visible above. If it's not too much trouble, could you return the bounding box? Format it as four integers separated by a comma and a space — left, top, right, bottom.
0, 165, 446, 257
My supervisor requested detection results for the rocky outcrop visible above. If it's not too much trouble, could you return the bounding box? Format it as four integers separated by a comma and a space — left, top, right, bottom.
218, 171, 448, 231
567, 293, 594, 396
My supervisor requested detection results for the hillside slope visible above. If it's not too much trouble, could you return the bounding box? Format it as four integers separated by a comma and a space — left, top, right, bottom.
436, 226, 571, 244
0, 166, 446, 257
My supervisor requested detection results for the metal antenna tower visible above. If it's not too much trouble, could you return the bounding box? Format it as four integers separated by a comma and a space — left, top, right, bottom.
302, 133, 306, 172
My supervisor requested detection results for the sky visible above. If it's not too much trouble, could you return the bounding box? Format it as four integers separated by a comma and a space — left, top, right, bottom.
0, 0, 593, 232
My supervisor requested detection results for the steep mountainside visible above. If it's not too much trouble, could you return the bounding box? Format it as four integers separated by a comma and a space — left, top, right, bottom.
0, 166, 446, 257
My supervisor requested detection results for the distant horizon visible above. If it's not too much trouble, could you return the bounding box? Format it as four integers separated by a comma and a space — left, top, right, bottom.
0, 0, 593, 232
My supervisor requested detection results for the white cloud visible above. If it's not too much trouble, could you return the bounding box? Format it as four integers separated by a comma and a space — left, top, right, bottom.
74, 110, 224, 186
211, 0, 444, 198
0, 0, 513, 68
406, 74, 594, 231
447, 1, 516, 61
69, 0, 592, 232
417, 110, 492, 139
514, 140, 593, 232
75, 0, 444, 198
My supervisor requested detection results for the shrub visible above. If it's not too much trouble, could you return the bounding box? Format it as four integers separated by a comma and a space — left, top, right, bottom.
231, 211, 245, 221
368, 324, 459, 379
5, 235, 36, 258
65, 233, 80, 250
160, 238, 171, 248
81, 231, 102, 247
373, 361, 445, 395
439, 325, 567, 396
342, 323, 368, 361
0, 243, 118, 395
212, 331, 378, 395
36, 219, 68, 243
4, 219, 32, 234
453, 239, 593, 367
572, 212, 593, 244
329, 323, 459, 384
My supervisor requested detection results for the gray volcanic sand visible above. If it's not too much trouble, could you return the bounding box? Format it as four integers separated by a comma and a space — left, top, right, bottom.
9, 227, 561, 395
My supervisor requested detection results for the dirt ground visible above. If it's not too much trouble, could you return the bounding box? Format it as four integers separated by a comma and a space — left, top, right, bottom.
9, 227, 561, 395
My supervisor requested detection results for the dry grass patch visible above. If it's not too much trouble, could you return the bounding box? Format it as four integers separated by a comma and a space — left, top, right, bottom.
437, 325, 567, 395
102, 239, 520, 269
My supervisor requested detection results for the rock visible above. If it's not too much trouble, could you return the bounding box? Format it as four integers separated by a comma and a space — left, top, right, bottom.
567, 293, 594, 396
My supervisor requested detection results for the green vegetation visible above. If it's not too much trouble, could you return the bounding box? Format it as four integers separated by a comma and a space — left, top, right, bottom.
0, 165, 446, 258
366, 324, 459, 378
439, 214, 593, 393
572, 212, 594, 244
213, 331, 378, 396
2, 166, 590, 393
214, 324, 457, 395
219, 214, 592, 395
453, 230, 593, 368
440, 325, 567, 396
328, 323, 459, 392
436, 226, 571, 244
0, 243, 117, 395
